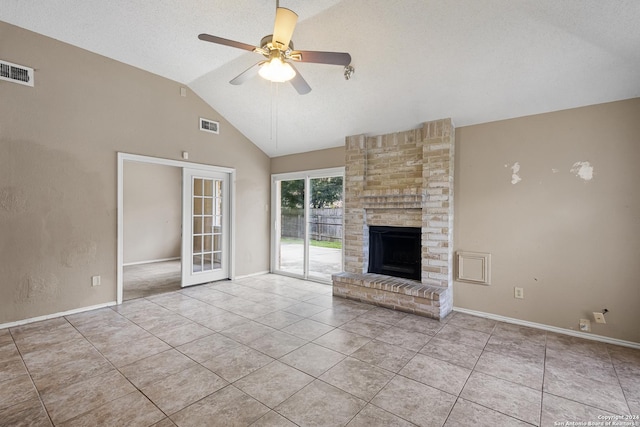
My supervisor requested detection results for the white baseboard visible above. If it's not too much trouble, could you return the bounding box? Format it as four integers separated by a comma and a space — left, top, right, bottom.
0, 301, 117, 330
234, 270, 270, 280
453, 306, 640, 350
123, 257, 180, 267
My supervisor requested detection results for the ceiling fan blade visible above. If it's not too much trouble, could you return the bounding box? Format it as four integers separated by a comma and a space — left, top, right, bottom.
288, 63, 311, 95
229, 62, 263, 85
198, 33, 257, 52
272, 7, 298, 49
291, 50, 351, 66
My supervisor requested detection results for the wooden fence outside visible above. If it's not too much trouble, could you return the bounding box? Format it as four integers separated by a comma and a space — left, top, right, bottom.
281, 208, 343, 242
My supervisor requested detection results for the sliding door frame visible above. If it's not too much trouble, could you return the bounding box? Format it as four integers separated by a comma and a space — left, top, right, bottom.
271, 167, 344, 283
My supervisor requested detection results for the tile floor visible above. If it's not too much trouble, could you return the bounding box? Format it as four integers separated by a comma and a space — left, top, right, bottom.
123, 260, 181, 301
1, 274, 638, 426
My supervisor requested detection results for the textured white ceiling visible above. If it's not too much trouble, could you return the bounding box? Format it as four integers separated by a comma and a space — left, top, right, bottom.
2, 0, 640, 157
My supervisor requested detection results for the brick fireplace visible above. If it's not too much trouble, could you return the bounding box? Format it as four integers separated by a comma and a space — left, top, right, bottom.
332, 119, 455, 320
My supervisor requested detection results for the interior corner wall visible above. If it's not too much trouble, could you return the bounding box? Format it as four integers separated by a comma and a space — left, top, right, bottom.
0, 21, 271, 324
454, 98, 640, 344
123, 162, 181, 265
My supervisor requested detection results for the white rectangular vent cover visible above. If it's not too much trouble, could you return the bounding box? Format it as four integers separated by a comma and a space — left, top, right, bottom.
200, 118, 219, 134
0, 60, 34, 87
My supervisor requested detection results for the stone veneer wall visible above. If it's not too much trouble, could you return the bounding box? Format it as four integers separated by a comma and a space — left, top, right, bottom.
337, 119, 455, 319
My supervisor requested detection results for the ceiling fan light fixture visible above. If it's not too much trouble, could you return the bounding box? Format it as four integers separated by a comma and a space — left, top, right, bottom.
258, 57, 296, 82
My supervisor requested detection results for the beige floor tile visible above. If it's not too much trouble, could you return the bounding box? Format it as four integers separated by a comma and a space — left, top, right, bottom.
320, 357, 395, 401
435, 324, 490, 349
371, 376, 456, 427
281, 318, 335, 341
175, 333, 241, 363
0, 398, 52, 427
21, 338, 99, 374
151, 418, 177, 427
119, 349, 199, 388
0, 358, 28, 383
543, 366, 629, 414
309, 308, 361, 327
249, 410, 297, 427
201, 345, 274, 383
0, 329, 13, 346
42, 370, 135, 424
152, 321, 215, 347
235, 361, 314, 408
60, 391, 165, 427
444, 398, 531, 427
246, 330, 306, 359
492, 322, 547, 344
313, 329, 372, 355
170, 385, 269, 427
220, 321, 277, 345
461, 371, 541, 425
100, 334, 172, 367
141, 365, 227, 415
11, 321, 84, 354
0, 342, 20, 363
254, 311, 304, 329
346, 404, 414, 427
0, 374, 40, 412
475, 349, 544, 389
283, 302, 328, 317
279, 343, 345, 377
276, 380, 366, 426
192, 311, 249, 331
400, 353, 471, 395
351, 340, 415, 373
541, 393, 620, 427
31, 350, 114, 395
356, 306, 408, 325
484, 334, 546, 363
339, 318, 391, 339
447, 312, 497, 334
376, 326, 432, 352
393, 313, 444, 335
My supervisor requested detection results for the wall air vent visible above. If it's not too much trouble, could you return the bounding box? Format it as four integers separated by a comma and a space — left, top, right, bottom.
0, 60, 34, 87
199, 118, 219, 134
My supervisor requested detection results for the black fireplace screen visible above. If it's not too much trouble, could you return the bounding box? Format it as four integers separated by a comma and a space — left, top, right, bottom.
368, 226, 421, 280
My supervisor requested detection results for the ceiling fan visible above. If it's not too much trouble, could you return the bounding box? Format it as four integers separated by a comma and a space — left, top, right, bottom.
198, 3, 353, 95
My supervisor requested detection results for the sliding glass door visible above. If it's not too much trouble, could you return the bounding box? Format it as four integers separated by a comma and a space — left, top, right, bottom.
272, 168, 344, 283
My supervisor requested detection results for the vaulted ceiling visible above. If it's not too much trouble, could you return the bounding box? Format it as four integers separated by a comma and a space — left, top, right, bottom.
2, 0, 640, 157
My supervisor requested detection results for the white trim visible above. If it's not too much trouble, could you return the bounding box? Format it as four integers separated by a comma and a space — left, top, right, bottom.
271, 167, 345, 181
0, 302, 116, 330
117, 152, 236, 305
234, 270, 270, 280
453, 306, 640, 350
123, 257, 180, 267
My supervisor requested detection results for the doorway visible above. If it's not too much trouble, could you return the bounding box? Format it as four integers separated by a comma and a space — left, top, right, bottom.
117, 153, 235, 304
271, 168, 344, 283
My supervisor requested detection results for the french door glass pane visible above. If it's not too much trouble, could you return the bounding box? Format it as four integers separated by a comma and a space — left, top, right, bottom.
278, 179, 305, 276
308, 176, 343, 281
192, 176, 223, 274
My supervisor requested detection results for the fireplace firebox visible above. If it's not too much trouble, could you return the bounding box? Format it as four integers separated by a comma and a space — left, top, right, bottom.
368, 226, 421, 280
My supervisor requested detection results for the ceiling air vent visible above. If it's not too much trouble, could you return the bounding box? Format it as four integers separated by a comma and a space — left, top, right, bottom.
200, 118, 219, 134
0, 60, 34, 87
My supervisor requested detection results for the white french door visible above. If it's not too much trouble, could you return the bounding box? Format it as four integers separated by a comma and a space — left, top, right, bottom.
182, 168, 230, 287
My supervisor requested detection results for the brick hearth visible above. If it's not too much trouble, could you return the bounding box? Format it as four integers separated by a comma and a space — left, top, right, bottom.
332, 119, 455, 320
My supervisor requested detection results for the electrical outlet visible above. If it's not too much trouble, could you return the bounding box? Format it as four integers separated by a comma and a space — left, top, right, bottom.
91, 276, 101, 287
579, 318, 591, 332
593, 312, 606, 324
514, 287, 524, 299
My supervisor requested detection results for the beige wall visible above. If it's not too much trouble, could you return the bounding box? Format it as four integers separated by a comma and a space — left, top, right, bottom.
454, 99, 640, 343
271, 146, 344, 174
274, 99, 640, 343
123, 162, 181, 264
0, 22, 270, 323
